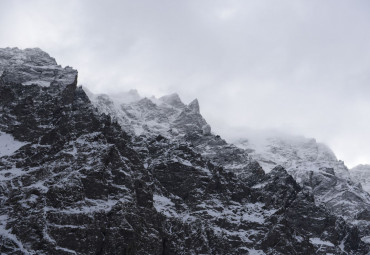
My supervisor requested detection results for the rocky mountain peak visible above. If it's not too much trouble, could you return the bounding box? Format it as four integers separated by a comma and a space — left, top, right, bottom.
0, 47, 77, 88
1, 48, 369, 254
137, 97, 157, 108
232, 133, 370, 234
0, 47, 57, 66
188, 98, 200, 113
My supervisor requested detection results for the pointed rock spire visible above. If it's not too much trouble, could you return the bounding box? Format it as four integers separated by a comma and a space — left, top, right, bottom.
188, 99, 200, 113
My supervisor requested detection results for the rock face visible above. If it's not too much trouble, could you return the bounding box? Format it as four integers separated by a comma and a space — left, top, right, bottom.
85, 88, 210, 138
234, 136, 370, 241
0, 48, 369, 254
351, 164, 370, 194
0, 48, 77, 87
87, 86, 370, 238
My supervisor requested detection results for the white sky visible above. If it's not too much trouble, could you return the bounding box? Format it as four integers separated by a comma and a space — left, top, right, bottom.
1, 0, 370, 167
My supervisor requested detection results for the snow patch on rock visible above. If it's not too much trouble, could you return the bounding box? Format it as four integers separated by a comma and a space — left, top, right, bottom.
309, 237, 335, 247
0, 132, 27, 157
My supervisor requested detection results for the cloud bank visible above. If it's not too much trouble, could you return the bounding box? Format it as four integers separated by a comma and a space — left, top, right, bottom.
1, 0, 370, 167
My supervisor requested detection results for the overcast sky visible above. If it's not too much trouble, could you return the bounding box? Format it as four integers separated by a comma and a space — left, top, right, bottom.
1, 0, 370, 167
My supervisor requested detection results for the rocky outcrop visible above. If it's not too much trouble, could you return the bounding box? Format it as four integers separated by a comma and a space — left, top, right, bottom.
0, 48, 369, 254
85, 87, 210, 138
351, 164, 370, 193
234, 136, 370, 239
88, 84, 370, 238
0, 48, 77, 88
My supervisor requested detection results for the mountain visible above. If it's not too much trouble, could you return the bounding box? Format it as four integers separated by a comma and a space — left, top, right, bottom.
87, 85, 370, 251
0, 47, 369, 254
351, 164, 370, 193
232, 135, 370, 238
86, 88, 370, 232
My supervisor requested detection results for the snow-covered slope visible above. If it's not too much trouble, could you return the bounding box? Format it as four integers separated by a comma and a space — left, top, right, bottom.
233, 135, 370, 232
234, 135, 349, 177
351, 164, 370, 193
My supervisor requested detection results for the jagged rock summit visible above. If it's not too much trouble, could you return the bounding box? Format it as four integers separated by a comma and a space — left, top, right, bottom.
85, 87, 211, 138
188, 98, 200, 113
87, 83, 370, 251
0, 48, 369, 254
0, 47, 77, 87
233, 135, 370, 239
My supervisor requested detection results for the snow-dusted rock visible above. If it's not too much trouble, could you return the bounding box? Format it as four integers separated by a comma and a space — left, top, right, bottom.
188, 98, 200, 113
86, 88, 209, 137
0, 47, 77, 87
233, 135, 370, 235
0, 48, 369, 254
88, 88, 370, 253
351, 164, 370, 193
86, 89, 256, 180
202, 124, 211, 135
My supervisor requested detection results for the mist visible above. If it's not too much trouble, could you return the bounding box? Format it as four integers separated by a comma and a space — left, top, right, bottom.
1, 0, 370, 167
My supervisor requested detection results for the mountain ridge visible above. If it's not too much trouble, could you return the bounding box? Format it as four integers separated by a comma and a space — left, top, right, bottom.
86, 84, 370, 246
0, 47, 369, 254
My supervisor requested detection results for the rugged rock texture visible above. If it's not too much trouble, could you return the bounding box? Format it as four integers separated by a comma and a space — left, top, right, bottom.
87, 84, 370, 243
0, 48, 77, 87
88, 79, 370, 252
85, 88, 210, 138
0, 48, 369, 254
235, 136, 370, 243
351, 164, 370, 194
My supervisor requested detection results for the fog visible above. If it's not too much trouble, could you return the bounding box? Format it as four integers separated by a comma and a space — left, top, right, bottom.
1, 0, 370, 167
